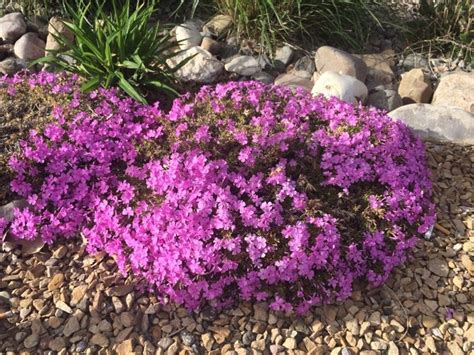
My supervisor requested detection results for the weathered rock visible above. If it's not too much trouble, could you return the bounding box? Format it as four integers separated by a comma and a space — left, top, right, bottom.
427, 259, 449, 277
203, 14, 232, 37
315, 46, 367, 82
0, 12, 26, 43
63, 316, 80, 337
0, 43, 13, 60
251, 71, 273, 84
432, 71, 474, 113
175, 20, 202, 50
90, 333, 109, 347
274, 45, 294, 69
402, 53, 429, 71
0, 56, 27, 75
312, 71, 368, 104
116, 339, 134, 355
45, 17, 74, 52
0, 200, 26, 222
23, 333, 39, 348
167, 46, 223, 83
388, 104, 474, 144
461, 255, 474, 274
49, 337, 66, 351
14, 32, 45, 61
356, 51, 395, 89
274, 73, 313, 92
291, 55, 315, 79
224, 55, 260, 76
367, 89, 403, 111
47, 273, 64, 291
398, 68, 433, 104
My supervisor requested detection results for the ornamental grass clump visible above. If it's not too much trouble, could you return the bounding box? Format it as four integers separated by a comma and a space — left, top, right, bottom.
0, 73, 435, 314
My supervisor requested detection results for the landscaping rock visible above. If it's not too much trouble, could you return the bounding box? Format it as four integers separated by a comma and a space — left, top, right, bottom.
274, 73, 313, 92
45, 17, 74, 52
0, 56, 27, 75
224, 55, 261, 76
0, 12, 26, 43
203, 14, 232, 37
251, 71, 274, 84
14, 32, 45, 61
388, 104, 474, 144
0, 43, 13, 60
432, 71, 474, 113
175, 21, 202, 50
315, 46, 367, 82
291, 55, 315, 79
167, 46, 223, 83
0, 199, 26, 222
367, 89, 403, 111
200, 36, 221, 55
398, 68, 433, 104
274, 45, 294, 70
312, 71, 368, 104
356, 51, 395, 89
402, 53, 429, 71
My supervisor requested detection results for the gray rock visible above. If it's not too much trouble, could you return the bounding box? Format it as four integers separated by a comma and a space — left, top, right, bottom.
0, 200, 27, 222
14, 32, 45, 61
367, 89, 402, 111
224, 55, 261, 76
388, 104, 474, 144
315, 45, 367, 82
251, 71, 273, 84
312, 71, 368, 104
274, 73, 313, 92
175, 20, 202, 50
356, 50, 396, 90
402, 53, 429, 71
0, 56, 27, 75
432, 71, 474, 113
200, 36, 221, 55
167, 46, 223, 83
0, 12, 26, 43
274, 45, 294, 69
292, 55, 315, 79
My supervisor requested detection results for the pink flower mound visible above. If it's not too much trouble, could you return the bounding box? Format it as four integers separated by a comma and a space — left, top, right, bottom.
2, 73, 436, 314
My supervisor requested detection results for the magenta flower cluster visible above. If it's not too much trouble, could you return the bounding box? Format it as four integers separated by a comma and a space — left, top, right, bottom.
0, 72, 435, 314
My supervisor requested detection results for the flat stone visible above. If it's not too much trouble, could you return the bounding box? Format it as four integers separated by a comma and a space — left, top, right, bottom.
56, 300, 72, 313
116, 339, 134, 355
428, 259, 450, 277
47, 273, 65, 291
253, 302, 268, 322
49, 337, 66, 351
63, 316, 80, 337
367, 89, 402, 112
283, 337, 297, 350
432, 71, 474, 113
23, 333, 39, 348
461, 255, 474, 274
203, 14, 232, 36
90, 333, 109, 347
388, 104, 474, 145
225, 55, 261, 76
0, 57, 27, 75
70, 284, 87, 306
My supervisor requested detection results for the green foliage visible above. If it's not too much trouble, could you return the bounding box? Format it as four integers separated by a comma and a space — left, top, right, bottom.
407, 0, 473, 63
37, 0, 185, 104
185, 0, 387, 54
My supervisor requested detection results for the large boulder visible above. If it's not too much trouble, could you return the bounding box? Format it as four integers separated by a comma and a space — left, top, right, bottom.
432, 71, 474, 113
224, 55, 261, 76
14, 32, 45, 61
45, 17, 74, 52
175, 21, 202, 50
166, 46, 223, 83
315, 46, 367, 82
311, 71, 368, 104
0, 12, 26, 43
388, 104, 474, 144
398, 68, 433, 104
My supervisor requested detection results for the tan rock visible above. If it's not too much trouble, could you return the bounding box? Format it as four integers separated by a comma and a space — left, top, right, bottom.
45, 17, 74, 52
48, 273, 65, 291
14, 32, 45, 61
398, 69, 433, 104
90, 333, 109, 347
356, 50, 395, 89
70, 284, 87, 306
461, 254, 474, 274
283, 337, 297, 350
116, 339, 134, 355
315, 46, 367, 81
432, 71, 474, 113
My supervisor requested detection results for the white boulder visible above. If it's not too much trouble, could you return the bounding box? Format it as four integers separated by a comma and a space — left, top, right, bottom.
224, 55, 261, 76
311, 71, 368, 104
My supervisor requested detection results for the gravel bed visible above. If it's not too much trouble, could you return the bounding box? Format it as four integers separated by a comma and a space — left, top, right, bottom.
0, 141, 473, 355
